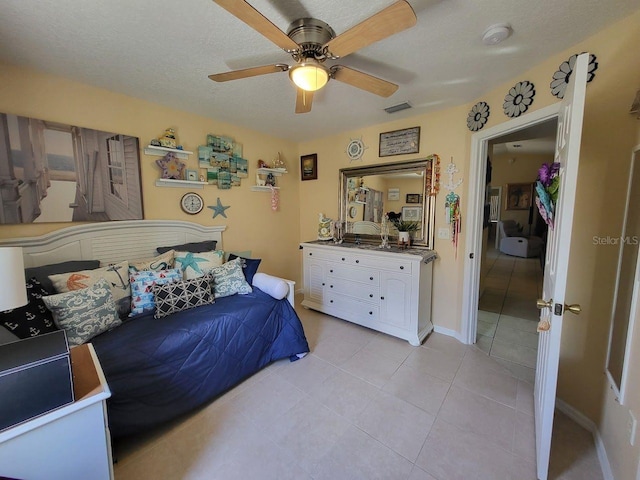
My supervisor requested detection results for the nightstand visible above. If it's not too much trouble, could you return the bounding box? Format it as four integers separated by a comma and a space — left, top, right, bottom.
0, 343, 113, 480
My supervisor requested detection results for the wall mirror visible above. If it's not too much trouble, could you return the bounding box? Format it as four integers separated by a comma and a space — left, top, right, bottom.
606, 145, 640, 403
338, 159, 435, 248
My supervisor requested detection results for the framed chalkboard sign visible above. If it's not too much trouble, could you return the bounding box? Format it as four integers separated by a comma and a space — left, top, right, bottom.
379, 126, 420, 157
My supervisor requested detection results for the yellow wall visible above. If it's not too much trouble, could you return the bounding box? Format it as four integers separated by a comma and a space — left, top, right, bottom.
0, 62, 301, 281
1, 7, 640, 477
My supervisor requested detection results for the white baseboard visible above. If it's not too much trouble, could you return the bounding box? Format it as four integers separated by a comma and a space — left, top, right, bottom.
433, 325, 466, 343
555, 398, 614, 480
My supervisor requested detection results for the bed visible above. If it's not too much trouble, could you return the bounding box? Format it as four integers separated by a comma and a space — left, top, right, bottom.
0, 220, 309, 438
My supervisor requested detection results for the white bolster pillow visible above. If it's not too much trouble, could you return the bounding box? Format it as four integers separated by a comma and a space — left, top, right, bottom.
252, 273, 289, 300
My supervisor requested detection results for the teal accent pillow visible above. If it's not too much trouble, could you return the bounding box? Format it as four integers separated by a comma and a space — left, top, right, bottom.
42, 278, 122, 346
174, 250, 225, 279
209, 258, 252, 298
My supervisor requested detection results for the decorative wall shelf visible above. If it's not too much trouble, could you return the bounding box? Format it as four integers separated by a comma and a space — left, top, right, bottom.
256, 168, 287, 176
144, 145, 193, 160
250, 186, 280, 192
155, 179, 206, 189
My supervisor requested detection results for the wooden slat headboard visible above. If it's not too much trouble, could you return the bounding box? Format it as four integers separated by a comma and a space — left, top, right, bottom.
0, 221, 225, 267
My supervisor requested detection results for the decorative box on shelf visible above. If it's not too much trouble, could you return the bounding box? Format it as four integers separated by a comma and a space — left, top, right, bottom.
144, 145, 193, 160
0, 330, 73, 432
155, 178, 207, 189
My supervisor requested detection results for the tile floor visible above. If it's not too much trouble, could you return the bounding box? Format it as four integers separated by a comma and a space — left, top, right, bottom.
112, 295, 603, 480
477, 246, 543, 384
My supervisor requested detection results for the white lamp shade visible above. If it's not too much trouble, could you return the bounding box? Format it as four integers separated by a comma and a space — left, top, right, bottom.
0, 247, 27, 312
289, 62, 329, 92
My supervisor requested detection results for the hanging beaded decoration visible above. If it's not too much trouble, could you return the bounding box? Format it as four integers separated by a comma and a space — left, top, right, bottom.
269, 185, 279, 211
426, 154, 441, 196
443, 158, 463, 257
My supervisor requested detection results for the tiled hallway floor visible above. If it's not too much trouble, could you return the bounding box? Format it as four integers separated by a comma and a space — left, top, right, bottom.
477, 246, 543, 384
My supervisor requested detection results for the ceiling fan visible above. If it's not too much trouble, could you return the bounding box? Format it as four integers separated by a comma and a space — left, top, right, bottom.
208, 0, 417, 113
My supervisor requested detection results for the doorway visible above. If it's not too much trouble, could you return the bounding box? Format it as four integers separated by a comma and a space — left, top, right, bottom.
461, 103, 561, 346
474, 121, 556, 378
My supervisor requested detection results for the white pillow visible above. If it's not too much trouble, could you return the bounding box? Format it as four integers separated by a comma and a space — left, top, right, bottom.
252, 273, 289, 300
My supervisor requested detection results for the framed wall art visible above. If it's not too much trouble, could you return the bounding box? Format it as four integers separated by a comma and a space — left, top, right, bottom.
402, 206, 423, 221
301, 153, 318, 181
379, 126, 420, 157
0, 112, 143, 224
406, 193, 422, 204
506, 183, 533, 210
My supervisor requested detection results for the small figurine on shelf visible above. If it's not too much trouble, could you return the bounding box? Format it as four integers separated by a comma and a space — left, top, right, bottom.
257, 159, 268, 169
265, 173, 276, 187
158, 128, 178, 149
272, 152, 286, 170
256, 173, 266, 187
156, 152, 185, 179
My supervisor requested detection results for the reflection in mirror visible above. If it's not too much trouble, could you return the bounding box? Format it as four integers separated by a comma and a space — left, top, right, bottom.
606, 146, 640, 404
339, 159, 435, 248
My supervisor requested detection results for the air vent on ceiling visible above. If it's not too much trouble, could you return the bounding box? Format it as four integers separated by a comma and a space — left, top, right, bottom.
384, 102, 412, 114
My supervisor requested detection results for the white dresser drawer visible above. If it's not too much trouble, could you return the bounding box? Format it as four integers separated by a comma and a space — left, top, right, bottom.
304, 248, 349, 264
355, 255, 413, 274
326, 277, 379, 303
326, 263, 380, 284
326, 292, 380, 324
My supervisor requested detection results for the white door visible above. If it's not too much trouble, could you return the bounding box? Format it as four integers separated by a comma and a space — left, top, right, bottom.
534, 53, 589, 480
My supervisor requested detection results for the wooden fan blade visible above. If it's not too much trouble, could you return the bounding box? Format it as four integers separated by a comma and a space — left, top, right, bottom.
324, 0, 416, 58
295, 89, 314, 113
213, 0, 299, 51
209, 64, 288, 82
331, 66, 398, 97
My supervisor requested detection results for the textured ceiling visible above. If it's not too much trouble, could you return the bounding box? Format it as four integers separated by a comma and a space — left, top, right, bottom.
1, 0, 638, 142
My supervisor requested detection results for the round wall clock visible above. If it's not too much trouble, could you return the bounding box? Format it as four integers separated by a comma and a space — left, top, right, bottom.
346, 138, 366, 161
180, 192, 204, 215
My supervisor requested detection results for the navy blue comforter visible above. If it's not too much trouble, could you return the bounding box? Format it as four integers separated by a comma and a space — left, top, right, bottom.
92, 288, 309, 438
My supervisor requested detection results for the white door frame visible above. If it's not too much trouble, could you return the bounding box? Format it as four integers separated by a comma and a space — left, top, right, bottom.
461, 103, 561, 345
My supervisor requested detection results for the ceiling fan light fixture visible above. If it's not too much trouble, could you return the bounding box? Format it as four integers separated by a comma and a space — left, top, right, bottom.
289, 60, 329, 92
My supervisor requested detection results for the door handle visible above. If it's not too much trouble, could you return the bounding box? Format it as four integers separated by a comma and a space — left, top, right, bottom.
536, 298, 553, 309
537, 298, 581, 315
564, 304, 582, 315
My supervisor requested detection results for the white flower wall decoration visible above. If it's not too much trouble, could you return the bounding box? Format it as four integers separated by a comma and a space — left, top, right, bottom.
503, 81, 535, 118
550, 53, 598, 99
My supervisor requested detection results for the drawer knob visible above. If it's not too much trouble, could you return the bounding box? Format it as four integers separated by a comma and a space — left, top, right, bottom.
309, 252, 312, 256
330, 269, 333, 273
341, 257, 345, 261
369, 311, 373, 315
399, 266, 404, 270
330, 300, 334, 303
381, 296, 385, 300
369, 294, 373, 298
370, 276, 374, 280
356, 260, 360, 263
330, 285, 333, 288
322, 283, 325, 286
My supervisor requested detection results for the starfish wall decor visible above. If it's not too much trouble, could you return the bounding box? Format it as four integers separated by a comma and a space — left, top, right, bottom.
208, 197, 230, 218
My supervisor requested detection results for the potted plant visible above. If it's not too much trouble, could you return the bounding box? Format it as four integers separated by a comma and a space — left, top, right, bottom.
390, 219, 420, 245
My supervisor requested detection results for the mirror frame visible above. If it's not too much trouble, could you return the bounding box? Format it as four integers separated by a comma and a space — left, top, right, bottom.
605, 144, 640, 404
338, 159, 436, 249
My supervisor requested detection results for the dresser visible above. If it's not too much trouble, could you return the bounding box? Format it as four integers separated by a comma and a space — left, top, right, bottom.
301, 242, 436, 345
0, 343, 113, 480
